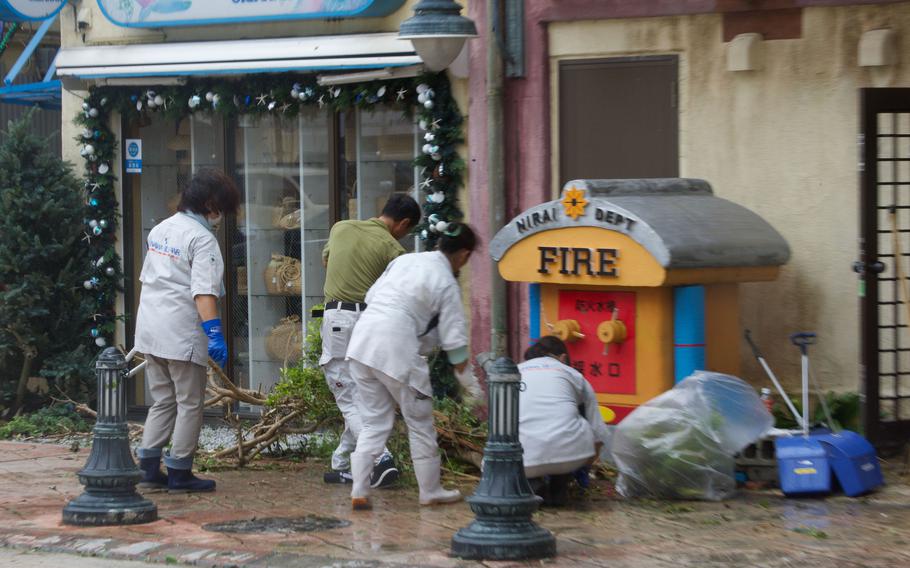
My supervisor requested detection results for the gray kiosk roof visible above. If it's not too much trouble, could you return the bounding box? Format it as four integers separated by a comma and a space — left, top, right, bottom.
489, 178, 791, 269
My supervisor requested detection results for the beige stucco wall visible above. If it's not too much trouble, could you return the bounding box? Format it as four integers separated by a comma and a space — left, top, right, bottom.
549, 5, 910, 393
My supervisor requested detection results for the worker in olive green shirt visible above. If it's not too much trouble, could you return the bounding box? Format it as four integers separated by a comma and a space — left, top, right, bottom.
320, 194, 421, 486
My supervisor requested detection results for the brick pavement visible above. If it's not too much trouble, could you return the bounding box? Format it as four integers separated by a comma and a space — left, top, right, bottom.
0, 441, 909, 567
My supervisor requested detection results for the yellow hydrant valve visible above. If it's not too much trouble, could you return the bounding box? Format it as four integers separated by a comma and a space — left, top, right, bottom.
547, 319, 585, 343
597, 319, 627, 346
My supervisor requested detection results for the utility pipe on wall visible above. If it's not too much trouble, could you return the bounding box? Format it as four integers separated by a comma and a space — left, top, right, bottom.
488, 0, 507, 356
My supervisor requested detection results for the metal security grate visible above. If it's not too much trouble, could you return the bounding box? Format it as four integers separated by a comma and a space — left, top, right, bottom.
860, 89, 910, 448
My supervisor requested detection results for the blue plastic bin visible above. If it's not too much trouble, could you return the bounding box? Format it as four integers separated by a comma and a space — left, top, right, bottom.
775, 436, 831, 496
815, 431, 883, 497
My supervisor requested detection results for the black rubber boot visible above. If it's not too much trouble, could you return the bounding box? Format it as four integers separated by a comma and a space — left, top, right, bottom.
138, 457, 168, 489
167, 467, 216, 493
543, 474, 571, 507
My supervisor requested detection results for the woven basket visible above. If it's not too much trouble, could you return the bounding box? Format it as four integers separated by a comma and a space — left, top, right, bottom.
266, 315, 304, 364
272, 196, 301, 230
263, 253, 302, 295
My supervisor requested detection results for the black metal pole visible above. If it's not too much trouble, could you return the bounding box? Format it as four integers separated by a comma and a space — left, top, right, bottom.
451, 356, 556, 559
63, 347, 157, 526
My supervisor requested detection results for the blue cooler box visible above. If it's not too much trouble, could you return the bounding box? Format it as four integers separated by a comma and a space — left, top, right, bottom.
775, 437, 831, 496
816, 431, 883, 497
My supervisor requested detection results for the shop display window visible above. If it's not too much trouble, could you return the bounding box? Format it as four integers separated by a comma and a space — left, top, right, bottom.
126, 107, 419, 403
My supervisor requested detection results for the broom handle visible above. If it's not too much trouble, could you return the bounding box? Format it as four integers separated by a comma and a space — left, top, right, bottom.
746, 330, 806, 428
802, 354, 810, 437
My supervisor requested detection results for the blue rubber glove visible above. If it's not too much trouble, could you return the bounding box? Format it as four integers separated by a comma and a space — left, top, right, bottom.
201, 318, 227, 368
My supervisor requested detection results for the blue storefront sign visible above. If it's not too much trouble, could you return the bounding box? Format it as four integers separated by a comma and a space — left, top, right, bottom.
97, 0, 406, 28
125, 139, 142, 174
0, 0, 66, 21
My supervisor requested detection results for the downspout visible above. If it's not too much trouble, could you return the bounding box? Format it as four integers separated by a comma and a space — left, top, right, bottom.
488, 0, 507, 356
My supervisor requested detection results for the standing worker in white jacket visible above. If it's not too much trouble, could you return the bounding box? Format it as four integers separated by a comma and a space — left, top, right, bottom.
320, 194, 421, 487
346, 223, 483, 510
518, 336, 611, 506
134, 169, 240, 493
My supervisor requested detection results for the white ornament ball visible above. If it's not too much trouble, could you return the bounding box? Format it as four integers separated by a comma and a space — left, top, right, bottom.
419, 119, 428, 131
154, 95, 164, 106
420, 229, 428, 239
82, 102, 90, 111
92, 225, 103, 236
147, 99, 157, 109
98, 163, 110, 175
100, 97, 108, 106
377, 86, 387, 98
435, 221, 449, 233
431, 152, 441, 161
205, 91, 214, 102
298, 91, 308, 101
105, 266, 115, 276
423, 100, 434, 110
212, 94, 221, 106
428, 214, 440, 225
422, 143, 433, 154
424, 133, 435, 142
89, 108, 99, 118
136, 100, 143, 111
83, 144, 95, 155
99, 219, 108, 229
83, 280, 93, 290
416, 83, 429, 94
88, 219, 98, 228
291, 88, 300, 99
417, 92, 428, 104
82, 128, 93, 139
430, 192, 445, 204
95, 337, 107, 347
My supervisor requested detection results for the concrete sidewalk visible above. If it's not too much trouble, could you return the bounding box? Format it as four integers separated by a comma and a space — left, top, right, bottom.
1, 441, 909, 567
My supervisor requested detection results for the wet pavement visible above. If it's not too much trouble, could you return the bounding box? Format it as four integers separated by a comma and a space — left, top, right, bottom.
1, 441, 909, 567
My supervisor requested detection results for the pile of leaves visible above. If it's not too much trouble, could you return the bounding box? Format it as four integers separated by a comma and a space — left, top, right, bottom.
0, 405, 92, 439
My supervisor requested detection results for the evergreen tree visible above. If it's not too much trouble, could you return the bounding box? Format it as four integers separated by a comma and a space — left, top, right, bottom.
0, 112, 93, 414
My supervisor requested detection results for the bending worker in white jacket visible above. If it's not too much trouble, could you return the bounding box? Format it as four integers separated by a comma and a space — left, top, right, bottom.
518, 335, 611, 506
346, 223, 483, 510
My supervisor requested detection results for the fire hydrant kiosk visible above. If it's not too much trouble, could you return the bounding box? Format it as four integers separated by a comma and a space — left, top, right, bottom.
490, 178, 790, 424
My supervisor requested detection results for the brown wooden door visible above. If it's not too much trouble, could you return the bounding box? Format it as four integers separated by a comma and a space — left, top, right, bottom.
559, 56, 679, 185
859, 88, 910, 450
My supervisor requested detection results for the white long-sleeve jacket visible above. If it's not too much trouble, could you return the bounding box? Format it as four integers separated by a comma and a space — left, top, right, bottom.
346, 251, 467, 397
518, 356, 611, 468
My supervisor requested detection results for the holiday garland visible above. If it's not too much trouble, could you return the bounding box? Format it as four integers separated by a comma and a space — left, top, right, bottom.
74, 72, 465, 351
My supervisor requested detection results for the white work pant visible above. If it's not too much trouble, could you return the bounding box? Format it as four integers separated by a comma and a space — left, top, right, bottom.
137, 355, 206, 470
321, 308, 389, 470
349, 360, 438, 496
525, 456, 592, 479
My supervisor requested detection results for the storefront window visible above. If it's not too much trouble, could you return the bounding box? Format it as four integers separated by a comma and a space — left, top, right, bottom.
127, 106, 418, 401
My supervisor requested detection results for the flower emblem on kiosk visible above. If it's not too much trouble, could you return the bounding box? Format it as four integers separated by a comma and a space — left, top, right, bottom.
562, 186, 588, 220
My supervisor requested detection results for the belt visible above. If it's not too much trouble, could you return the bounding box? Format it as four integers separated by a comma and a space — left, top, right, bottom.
325, 300, 367, 312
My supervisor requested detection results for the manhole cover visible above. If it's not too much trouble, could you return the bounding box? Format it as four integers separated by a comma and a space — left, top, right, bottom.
203, 515, 351, 534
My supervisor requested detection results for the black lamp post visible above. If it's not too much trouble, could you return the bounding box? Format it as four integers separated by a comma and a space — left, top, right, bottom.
63, 348, 157, 526
451, 356, 556, 560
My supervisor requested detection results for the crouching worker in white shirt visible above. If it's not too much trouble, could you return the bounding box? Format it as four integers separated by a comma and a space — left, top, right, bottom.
134, 168, 240, 493
346, 223, 483, 510
518, 336, 611, 506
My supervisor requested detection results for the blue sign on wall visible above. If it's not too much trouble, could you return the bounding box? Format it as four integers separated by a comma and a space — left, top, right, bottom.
97, 0, 406, 28
0, 0, 66, 21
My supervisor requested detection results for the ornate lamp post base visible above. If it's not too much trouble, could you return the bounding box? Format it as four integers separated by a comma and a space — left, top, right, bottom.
451, 495, 556, 560
450, 357, 556, 560
62, 349, 158, 526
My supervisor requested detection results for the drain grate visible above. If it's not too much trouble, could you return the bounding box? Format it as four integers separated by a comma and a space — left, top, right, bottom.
203, 515, 351, 534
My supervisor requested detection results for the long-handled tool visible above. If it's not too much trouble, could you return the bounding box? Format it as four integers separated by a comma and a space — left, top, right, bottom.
789, 332, 816, 436
744, 330, 804, 430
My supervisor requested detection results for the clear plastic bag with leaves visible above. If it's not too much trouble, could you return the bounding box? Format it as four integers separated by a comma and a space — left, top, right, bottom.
611, 371, 773, 501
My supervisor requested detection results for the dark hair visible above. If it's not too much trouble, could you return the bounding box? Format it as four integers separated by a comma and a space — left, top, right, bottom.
438, 222, 478, 254
523, 335, 570, 364
178, 168, 241, 216
381, 194, 421, 227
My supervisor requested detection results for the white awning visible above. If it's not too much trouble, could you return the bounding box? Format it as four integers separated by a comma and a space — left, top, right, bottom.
56, 33, 421, 81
